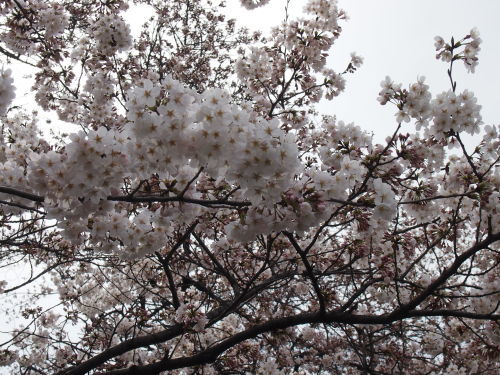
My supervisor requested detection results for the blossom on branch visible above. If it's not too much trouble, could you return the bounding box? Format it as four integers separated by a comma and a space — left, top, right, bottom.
0, 1, 498, 375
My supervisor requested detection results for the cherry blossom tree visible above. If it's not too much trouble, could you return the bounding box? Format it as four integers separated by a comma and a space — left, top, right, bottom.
0, 0, 498, 374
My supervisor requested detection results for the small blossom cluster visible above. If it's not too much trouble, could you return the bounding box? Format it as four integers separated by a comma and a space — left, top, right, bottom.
239, 0, 271, 9
304, 0, 341, 31
435, 28, 481, 73
378, 76, 483, 137
310, 155, 365, 198
81, 71, 118, 125
377, 76, 432, 127
286, 0, 341, 72
0, 112, 44, 211
320, 117, 371, 149
0, 68, 15, 116
235, 47, 273, 83
28, 128, 127, 220
174, 288, 209, 332
70, 36, 90, 62
322, 68, 346, 100
227, 192, 324, 241
347, 52, 363, 71
0, 1, 69, 55
91, 14, 132, 55
398, 135, 446, 173
37, 3, 69, 38
89, 209, 174, 259
372, 179, 397, 221
482, 124, 499, 160
256, 358, 283, 375
428, 89, 482, 137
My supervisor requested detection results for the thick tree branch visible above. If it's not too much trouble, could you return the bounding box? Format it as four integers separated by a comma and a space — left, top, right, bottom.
389, 232, 500, 318
99, 307, 499, 375
0, 186, 250, 208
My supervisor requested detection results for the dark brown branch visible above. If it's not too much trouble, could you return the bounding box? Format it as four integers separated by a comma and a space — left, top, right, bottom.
57, 229, 500, 375
0, 186, 250, 208
328, 198, 374, 208
399, 192, 474, 205
192, 232, 240, 293
0, 186, 44, 203
284, 231, 327, 314
107, 194, 250, 208
98, 307, 500, 375
155, 252, 181, 309
0, 199, 45, 214
389, 232, 500, 318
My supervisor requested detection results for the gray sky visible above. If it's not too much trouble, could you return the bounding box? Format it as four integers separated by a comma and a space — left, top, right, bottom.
225, 0, 500, 143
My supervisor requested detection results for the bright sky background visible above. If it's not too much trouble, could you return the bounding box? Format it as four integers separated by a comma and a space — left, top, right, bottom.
224, 0, 500, 143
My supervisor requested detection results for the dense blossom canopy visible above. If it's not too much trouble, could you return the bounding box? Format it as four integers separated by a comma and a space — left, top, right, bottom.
0, 0, 498, 374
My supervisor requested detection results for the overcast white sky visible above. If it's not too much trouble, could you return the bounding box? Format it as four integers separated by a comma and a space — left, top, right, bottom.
224, 0, 500, 142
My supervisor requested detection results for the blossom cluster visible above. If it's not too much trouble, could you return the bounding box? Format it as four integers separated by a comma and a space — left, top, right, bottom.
236, 0, 350, 125
37, 3, 69, 38
377, 76, 482, 138
0, 1, 69, 55
0, 68, 15, 116
435, 28, 481, 73
28, 128, 125, 212
2, 75, 301, 255
239, 0, 271, 9
0, 112, 43, 209
127, 77, 300, 203
372, 179, 397, 221
304, 0, 341, 31
377, 75, 432, 127
91, 14, 132, 55
428, 89, 482, 137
